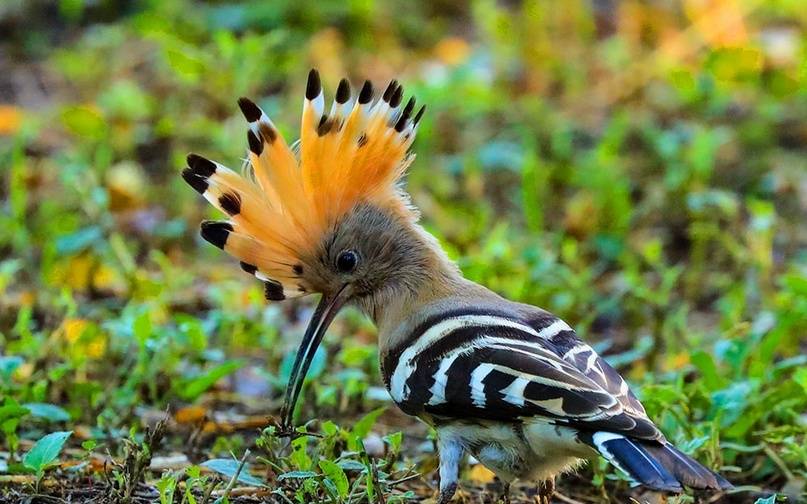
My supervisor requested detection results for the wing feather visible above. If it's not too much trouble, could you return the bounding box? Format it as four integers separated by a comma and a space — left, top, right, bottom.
396, 313, 662, 440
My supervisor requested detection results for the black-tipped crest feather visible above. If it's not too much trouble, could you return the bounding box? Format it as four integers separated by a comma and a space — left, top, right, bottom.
306, 69, 321, 100
181, 168, 208, 194
335, 78, 351, 104
358, 80, 373, 104
413, 105, 426, 124
200, 221, 232, 249
187, 154, 217, 177
390, 85, 403, 108
239, 261, 258, 275
382, 80, 398, 102
264, 281, 286, 301
237, 97, 262, 122
247, 130, 263, 155
395, 98, 415, 132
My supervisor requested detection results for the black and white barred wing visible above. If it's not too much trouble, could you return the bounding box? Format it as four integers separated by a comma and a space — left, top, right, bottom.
531, 313, 651, 421
386, 311, 661, 440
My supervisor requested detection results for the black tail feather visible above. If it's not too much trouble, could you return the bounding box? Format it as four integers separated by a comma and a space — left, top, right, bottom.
591, 432, 731, 493
592, 432, 682, 492
644, 443, 733, 491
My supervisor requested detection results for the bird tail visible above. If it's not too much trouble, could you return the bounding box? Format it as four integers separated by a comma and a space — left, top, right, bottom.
590, 432, 732, 493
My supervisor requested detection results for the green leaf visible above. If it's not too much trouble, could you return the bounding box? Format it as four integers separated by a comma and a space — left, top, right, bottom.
0, 397, 30, 422
383, 431, 403, 454
23, 431, 72, 475
318, 459, 348, 498
364, 456, 375, 502
320, 420, 338, 437
200, 459, 265, 487
691, 350, 727, 391
164, 45, 205, 83
23, 403, 71, 422
277, 470, 318, 480
289, 435, 312, 470
133, 311, 152, 345
792, 367, 807, 395
55, 226, 103, 255
0, 356, 24, 382
351, 407, 385, 440
337, 460, 366, 472
177, 360, 243, 400
60, 105, 106, 140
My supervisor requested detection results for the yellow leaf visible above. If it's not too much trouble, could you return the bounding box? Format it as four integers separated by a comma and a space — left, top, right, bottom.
106, 162, 146, 211
13, 362, 34, 380
19, 291, 35, 306
50, 254, 93, 290
175, 405, 208, 424
563, 191, 597, 239
62, 318, 91, 344
86, 337, 107, 359
434, 37, 471, 66
92, 263, 121, 291
58, 318, 107, 359
0, 105, 22, 135
668, 352, 690, 370
468, 463, 496, 484
684, 0, 748, 47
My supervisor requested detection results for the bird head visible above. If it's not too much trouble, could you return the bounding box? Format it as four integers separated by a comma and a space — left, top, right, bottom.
182, 70, 431, 428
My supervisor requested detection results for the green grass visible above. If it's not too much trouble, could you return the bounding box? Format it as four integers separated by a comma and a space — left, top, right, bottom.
0, 0, 805, 502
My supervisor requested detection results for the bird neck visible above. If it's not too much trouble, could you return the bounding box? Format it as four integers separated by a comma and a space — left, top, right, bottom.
356, 221, 495, 352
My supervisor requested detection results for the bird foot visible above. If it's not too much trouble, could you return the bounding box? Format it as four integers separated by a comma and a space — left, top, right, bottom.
534, 478, 555, 504
498, 481, 511, 504
436, 482, 458, 504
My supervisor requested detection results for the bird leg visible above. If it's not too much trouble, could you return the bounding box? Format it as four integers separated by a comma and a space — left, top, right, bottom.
536, 477, 554, 504
437, 481, 458, 504
436, 435, 463, 504
500, 481, 511, 504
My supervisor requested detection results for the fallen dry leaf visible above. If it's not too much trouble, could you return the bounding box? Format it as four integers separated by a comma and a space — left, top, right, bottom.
175, 405, 208, 424
0, 105, 22, 135
467, 464, 496, 484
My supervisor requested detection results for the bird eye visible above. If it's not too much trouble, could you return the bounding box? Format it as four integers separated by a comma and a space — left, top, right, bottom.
336, 250, 358, 273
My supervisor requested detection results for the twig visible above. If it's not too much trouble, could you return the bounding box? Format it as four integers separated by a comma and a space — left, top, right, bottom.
553, 492, 586, 504
370, 458, 385, 504
386, 472, 422, 487
212, 486, 271, 497
272, 488, 297, 504
762, 444, 795, 481
200, 477, 216, 504
219, 449, 250, 503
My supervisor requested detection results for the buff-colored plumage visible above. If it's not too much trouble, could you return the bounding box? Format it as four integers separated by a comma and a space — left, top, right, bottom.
181, 70, 424, 299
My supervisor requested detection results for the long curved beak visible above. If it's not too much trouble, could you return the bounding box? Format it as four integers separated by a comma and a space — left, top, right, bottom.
280, 284, 351, 429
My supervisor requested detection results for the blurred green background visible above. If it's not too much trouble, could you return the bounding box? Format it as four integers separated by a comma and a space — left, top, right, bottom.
0, 0, 805, 502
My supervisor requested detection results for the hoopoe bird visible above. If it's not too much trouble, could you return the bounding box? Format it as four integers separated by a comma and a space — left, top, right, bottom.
182, 70, 732, 503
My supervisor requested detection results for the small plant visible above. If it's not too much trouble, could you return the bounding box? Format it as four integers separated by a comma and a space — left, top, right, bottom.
0, 1, 804, 501
155, 471, 179, 504
22, 430, 72, 488
108, 418, 168, 502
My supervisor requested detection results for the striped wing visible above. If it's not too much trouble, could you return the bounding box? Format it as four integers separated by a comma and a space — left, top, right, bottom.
526, 311, 651, 421
384, 308, 661, 441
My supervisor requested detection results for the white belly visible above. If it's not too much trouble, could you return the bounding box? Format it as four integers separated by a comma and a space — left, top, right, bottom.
439, 419, 595, 482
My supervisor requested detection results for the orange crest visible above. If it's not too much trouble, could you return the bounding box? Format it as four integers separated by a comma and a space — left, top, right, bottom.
182, 70, 425, 299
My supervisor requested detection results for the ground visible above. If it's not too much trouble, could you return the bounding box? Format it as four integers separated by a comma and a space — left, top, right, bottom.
0, 1, 805, 503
